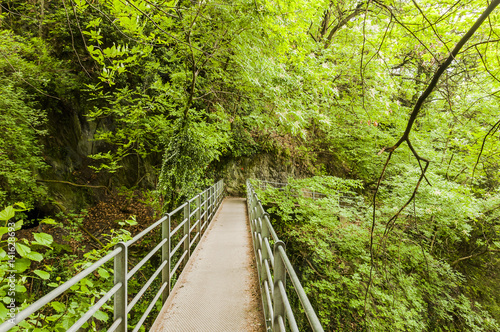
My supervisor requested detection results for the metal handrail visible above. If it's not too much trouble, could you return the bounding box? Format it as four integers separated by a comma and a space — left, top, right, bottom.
257, 179, 363, 208
0, 180, 224, 332
246, 180, 324, 332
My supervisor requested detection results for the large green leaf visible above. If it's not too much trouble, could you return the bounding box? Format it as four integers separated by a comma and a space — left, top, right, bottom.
26, 251, 43, 262
0, 228, 8, 238
0, 303, 8, 321
93, 310, 109, 322
33, 233, 53, 247
41, 218, 57, 225
97, 268, 110, 279
13, 258, 31, 273
15, 285, 26, 293
15, 243, 30, 257
50, 301, 65, 313
34, 270, 50, 280
0, 206, 15, 221
14, 220, 23, 231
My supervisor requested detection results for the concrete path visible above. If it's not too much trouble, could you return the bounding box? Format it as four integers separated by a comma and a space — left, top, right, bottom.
150, 198, 265, 332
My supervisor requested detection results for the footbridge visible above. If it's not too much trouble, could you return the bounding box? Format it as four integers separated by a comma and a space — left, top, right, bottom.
0, 180, 324, 332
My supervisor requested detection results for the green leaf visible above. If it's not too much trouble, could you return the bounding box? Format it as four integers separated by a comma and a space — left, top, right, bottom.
13, 202, 26, 211
14, 220, 23, 231
0, 206, 15, 221
0, 228, 8, 238
41, 218, 57, 225
50, 301, 65, 313
26, 251, 43, 262
0, 303, 8, 321
93, 310, 108, 322
33, 270, 50, 280
14, 258, 31, 273
0, 248, 6, 260
15, 243, 30, 257
97, 268, 110, 279
47, 283, 58, 287
33, 233, 53, 246
15, 285, 26, 293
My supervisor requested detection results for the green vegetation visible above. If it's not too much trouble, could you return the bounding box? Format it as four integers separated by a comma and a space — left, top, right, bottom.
254, 177, 500, 331
0, 0, 500, 330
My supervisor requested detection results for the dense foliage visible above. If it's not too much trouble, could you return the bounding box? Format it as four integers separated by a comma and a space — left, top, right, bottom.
254, 177, 499, 331
0, 0, 499, 330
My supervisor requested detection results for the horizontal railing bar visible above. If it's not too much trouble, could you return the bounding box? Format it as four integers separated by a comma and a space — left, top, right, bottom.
188, 195, 198, 203
0, 247, 122, 331
264, 260, 273, 296
201, 219, 208, 231
189, 207, 199, 218
170, 234, 188, 258
170, 250, 188, 278
257, 249, 263, 271
131, 282, 168, 332
278, 245, 324, 331
191, 232, 200, 247
67, 282, 122, 332
128, 238, 167, 280
128, 259, 168, 312
263, 214, 279, 242
278, 280, 299, 332
171, 218, 188, 238
170, 202, 188, 216
264, 238, 274, 267
189, 220, 199, 233
127, 215, 168, 246
107, 317, 122, 332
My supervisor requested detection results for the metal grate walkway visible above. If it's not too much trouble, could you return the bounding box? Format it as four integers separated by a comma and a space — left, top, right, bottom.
150, 198, 265, 332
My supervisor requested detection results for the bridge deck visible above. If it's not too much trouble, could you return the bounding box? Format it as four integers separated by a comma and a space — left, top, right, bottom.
151, 198, 265, 332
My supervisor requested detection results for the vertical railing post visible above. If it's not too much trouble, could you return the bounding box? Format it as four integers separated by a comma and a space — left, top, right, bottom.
260, 214, 271, 320
161, 213, 171, 304
196, 193, 201, 238
219, 180, 223, 203
216, 181, 220, 204
114, 242, 128, 332
210, 186, 214, 220
201, 191, 206, 234
249, 191, 256, 232
183, 201, 190, 264
273, 241, 286, 332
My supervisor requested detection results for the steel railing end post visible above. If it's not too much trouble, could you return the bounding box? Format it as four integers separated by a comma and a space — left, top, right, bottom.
161, 214, 171, 304
113, 242, 128, 332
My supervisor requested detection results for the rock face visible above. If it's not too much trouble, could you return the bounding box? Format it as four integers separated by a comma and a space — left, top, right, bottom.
40, 106, 159, 214
220, 153, 310, 196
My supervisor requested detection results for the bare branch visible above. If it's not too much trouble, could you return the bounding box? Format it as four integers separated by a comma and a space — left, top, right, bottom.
472, 119, 500, 179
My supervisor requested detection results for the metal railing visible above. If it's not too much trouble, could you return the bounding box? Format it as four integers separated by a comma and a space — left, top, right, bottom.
246, 180, 324, 332
257, 180, 363, 208
0, 180, 224, 332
